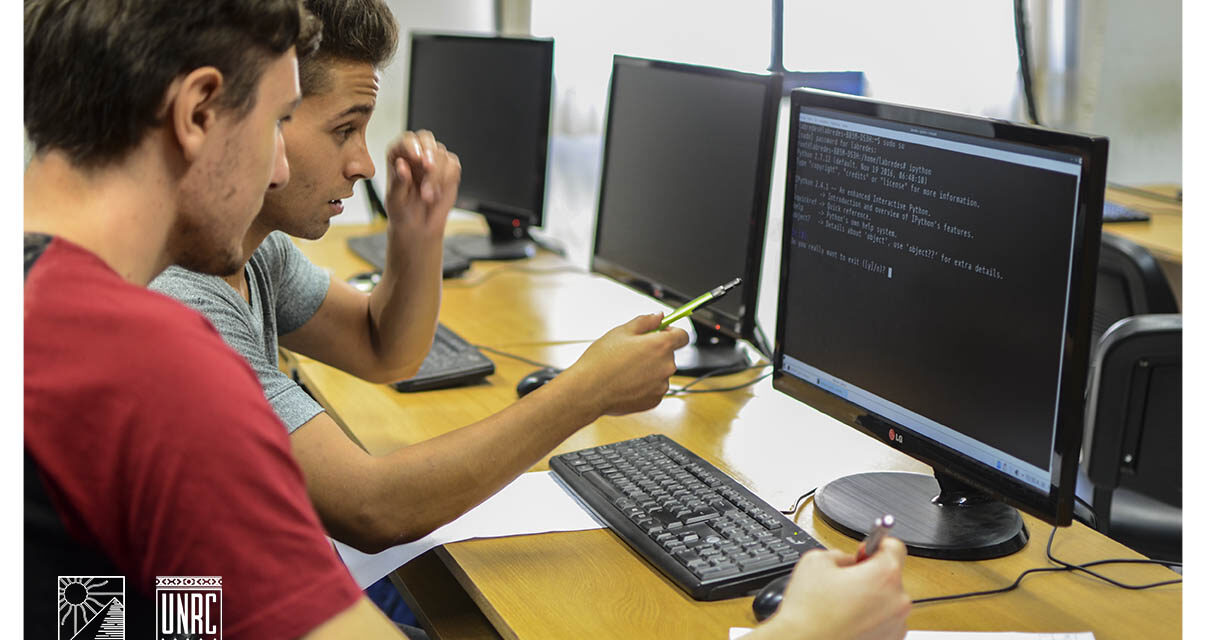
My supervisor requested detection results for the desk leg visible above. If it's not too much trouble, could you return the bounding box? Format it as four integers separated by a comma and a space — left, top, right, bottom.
391, 550, 502, 640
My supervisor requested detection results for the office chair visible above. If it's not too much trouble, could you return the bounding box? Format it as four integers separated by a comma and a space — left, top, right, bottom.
1091, 233, 1179, 351
1081, 314, 1181, 563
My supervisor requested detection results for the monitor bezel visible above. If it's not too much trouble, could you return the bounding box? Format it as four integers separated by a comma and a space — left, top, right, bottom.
591, 55, 783, 343
772, 88, 1107, 526
405, 31, 554, 229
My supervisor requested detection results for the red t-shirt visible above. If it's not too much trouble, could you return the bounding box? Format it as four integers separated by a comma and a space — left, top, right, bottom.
24, 237, 361, 639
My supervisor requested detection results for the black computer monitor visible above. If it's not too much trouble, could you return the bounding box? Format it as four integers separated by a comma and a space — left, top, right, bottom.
592, 56, 782, 376
773, 88, 1107, 559
406, 32, 553, 260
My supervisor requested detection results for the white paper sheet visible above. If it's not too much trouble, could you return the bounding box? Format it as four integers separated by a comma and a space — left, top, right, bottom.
730, 631, 1094, 640
907, 627, 1095, 632
334, 470, 604, 588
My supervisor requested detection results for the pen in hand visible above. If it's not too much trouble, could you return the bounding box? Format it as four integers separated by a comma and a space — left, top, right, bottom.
855, 514, 895, 563
656, 277, 742, 331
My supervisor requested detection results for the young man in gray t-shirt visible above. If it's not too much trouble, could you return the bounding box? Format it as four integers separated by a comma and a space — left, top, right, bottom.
151, 0, 689, 555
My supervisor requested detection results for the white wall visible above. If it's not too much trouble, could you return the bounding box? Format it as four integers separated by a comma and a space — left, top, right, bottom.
1075, 0, 1182, 185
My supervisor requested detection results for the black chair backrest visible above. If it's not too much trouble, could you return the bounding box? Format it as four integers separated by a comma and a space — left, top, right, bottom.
1083, 314, 1181, 507
1092, 233, 1179, 349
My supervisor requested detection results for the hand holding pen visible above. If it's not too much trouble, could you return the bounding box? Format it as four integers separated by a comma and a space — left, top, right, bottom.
855, 514, 895, 563
656, 277, 742, 331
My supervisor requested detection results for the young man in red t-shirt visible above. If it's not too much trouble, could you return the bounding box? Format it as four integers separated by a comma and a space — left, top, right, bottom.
23, 1, 417, 637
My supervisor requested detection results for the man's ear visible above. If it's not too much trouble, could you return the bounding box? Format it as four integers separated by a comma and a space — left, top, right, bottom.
168, 66, 225, 162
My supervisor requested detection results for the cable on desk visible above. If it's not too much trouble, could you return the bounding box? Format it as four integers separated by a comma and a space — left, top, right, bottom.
780, 488, 816, 519
912, 527, 1182, 605
472, 345, 558, 370
912, 565, 1069, 605
671, 362, 765, 392
472, 349, 771, 391
666, 364, 772, 396
444, 265, 587, 288
1044, 527, 1182, 587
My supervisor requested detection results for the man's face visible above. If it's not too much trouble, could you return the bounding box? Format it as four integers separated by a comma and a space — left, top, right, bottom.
173, 49, 302, 276
258, 58, 380, 240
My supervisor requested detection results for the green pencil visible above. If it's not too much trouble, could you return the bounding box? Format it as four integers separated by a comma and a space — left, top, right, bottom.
658, 278, 742, 330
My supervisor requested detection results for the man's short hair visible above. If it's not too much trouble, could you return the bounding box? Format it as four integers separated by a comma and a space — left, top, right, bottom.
298, 0, 399, 95
24, 0, 322, 168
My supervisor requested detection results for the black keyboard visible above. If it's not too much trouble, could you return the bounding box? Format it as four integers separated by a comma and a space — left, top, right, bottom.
1103, 201, 1150, 223
550, 434, 823, 600
347, 232, 471, 279
390, 323, 495, 392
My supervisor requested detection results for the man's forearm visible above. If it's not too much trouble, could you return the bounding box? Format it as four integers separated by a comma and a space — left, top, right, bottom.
362, 228, 444, 381
318, 372, 601, 553
373, 372, 600, 547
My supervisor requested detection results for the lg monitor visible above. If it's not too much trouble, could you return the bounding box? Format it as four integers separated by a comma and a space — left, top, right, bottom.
774, 88, 1107, 559
406, 32, 553, 260
592, 56, 781, 376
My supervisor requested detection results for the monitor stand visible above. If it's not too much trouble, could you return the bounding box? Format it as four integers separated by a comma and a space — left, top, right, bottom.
673, 320, 750, 377
444, 217, 535, 261
814, 470, 1029, 560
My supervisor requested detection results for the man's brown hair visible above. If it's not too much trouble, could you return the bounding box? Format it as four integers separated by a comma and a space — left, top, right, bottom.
298, 0, 399, 95
24, 0, 322, 168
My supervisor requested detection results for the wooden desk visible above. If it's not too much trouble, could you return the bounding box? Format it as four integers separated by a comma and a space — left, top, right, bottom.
291, 223, 1181, 639
1103, 184, 1183, 305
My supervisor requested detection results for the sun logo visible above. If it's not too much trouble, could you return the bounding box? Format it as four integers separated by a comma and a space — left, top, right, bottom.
57, 576, 125, 640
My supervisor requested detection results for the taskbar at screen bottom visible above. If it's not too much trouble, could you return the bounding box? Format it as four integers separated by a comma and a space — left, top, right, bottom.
781, 356, 1052, 494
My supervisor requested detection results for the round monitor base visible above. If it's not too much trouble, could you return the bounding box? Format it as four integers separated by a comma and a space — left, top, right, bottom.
445, 234, 535, 261
673, 344, 749, 377
815, 471, 1029, 560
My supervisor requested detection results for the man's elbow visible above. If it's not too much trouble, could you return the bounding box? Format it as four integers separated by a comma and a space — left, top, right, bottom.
354, 350, 427, 381
355, 359, 424, 385
337, 504, 433, 555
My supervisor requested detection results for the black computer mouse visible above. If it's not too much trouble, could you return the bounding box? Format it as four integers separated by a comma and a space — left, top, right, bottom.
752, 574, 791, 622
516, 367, 560, 397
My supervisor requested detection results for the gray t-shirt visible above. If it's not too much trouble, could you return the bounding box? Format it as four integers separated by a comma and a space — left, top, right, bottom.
150, 231, 331, 433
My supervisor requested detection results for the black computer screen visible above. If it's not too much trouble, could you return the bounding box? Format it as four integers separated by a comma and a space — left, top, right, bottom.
593, 57, 780, 336
406, 34, 552, 225
775, 89, 1106, 526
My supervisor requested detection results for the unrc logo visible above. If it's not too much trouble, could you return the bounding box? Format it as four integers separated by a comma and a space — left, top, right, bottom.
155, 576, 222, 640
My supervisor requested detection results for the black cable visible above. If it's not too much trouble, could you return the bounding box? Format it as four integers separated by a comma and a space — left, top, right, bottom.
444, 265, 587, 288
673, 372, 772, 395
912, 527, 1182, 605
666, 365, 772, 396
472, 345, 558, 370
471, 350, 772, 391
913, 565, 1070, 605
1013, 0, 1042, 126
675, 362, 768, 392
753, 324, 774, 360
1044, 526, 1183, 582
780, 488, 816, 517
